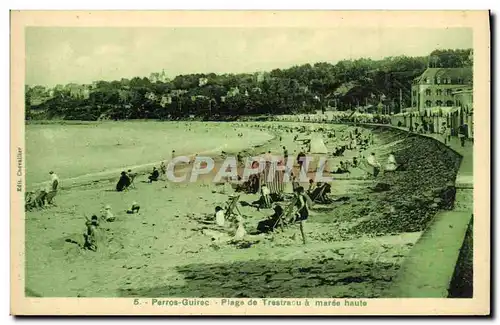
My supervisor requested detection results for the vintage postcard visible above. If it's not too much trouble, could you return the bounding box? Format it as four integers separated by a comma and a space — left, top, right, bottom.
10, 10, 490, 316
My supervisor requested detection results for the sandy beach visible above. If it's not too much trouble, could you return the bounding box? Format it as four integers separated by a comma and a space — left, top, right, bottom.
25, 121, 459, 298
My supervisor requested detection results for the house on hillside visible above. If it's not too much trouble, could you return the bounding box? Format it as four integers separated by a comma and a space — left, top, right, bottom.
411, 67, 473, 110
226, 87, 240, 98
171, 89, 188, 97
160, 95, 173, 107
254, 71, 270, 83
198, 77, 208, 87
149, 70, 170, 83
145, 92, 157, 101
67, 84, 90, 99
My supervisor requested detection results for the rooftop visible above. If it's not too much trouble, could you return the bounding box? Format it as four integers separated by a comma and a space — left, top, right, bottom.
413, 67, 473, 85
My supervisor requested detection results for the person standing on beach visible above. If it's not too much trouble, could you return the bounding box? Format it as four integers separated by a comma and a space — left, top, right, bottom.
294, 186, 310, 244
49, 171, 59, 191
83, 215, 99, 251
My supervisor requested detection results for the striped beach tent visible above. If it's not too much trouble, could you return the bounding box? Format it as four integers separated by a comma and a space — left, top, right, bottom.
259, 161, 285, 195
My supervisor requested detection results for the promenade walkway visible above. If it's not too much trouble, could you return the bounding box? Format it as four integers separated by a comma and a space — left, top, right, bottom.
385, 130, 474, 298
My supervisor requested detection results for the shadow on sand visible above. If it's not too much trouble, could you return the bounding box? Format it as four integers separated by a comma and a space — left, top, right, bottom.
117, 257, 398, 298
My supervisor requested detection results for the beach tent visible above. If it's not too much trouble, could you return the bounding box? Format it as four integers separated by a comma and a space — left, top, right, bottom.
308, 136, 328, 154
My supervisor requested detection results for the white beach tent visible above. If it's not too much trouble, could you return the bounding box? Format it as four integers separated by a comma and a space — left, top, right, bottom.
308, 136, 328, 154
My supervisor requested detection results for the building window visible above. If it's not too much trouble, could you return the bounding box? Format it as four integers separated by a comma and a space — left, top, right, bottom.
425, 78, 430, 84
425, 89, 431, 96
446, 89, 453, 96
412, 90, 416, 97
425, 100, 432, 107
458, 78, 463, 84
436, 89, 442, 96
412, 101, 417, 107
437, 77, 441, 84
436, 100, 443, 106
446, 100, 454, 107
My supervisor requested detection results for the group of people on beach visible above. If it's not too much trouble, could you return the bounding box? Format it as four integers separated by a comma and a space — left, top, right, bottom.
31, 121, 405, 252
25, 171, 59, 211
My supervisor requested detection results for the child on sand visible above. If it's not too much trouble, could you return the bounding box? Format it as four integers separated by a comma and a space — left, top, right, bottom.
367, 153, 381, 177
233, 215, 247, 240
148, 167, 160, 183
49, 171, 59, 191
214, 206, 225, 227
127, 201, 140, 214
385, 152, 398, 172
83, 215, 99, 251
101, 205, 115, 222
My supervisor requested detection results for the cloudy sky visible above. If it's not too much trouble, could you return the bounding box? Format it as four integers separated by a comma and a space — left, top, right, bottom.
25, 27, 472, 87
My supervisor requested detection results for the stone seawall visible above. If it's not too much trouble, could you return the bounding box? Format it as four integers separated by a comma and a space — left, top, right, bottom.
348, 126, 462, 236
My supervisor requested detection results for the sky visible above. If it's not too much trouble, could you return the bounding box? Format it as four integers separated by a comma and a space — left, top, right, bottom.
25, 27, 472, 87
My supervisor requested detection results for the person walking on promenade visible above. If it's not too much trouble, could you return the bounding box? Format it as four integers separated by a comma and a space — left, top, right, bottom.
458, 123, 469, 147
440, 122, 449, 146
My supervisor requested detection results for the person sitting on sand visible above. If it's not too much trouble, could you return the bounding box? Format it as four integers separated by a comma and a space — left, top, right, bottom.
35, 186, 49, 208
127, 201, 140, 214
366, 153, 381, 177
248, 173, 260, 194
260, 184, 272, 209
384, 152, 398, 172
310, 182, 332, 204
116, 171, 131, 192
148, 167, 160, 183
233, 215, 247, 240
352, 156, 359, 168
101, 205, 115, 222
256, 205, 283, 233
83, 215, 99, 251
214, 206, 225, 227
307, 178, 316, 194
332, 161, 350, 174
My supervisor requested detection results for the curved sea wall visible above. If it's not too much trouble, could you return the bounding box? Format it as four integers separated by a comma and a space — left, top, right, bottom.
365, 125, 473, 298
345, 125, 462, 236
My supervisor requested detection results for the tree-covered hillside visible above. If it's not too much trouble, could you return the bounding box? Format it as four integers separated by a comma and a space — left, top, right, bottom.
26, 48, 472, 121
